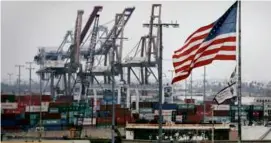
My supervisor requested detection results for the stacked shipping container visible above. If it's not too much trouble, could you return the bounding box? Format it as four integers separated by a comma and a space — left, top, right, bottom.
1, 93, 266, 131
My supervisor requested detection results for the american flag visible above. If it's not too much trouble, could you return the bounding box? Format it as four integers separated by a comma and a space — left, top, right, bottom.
172, 2, 238, 84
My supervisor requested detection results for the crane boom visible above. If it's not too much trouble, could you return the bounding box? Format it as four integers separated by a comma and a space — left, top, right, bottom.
94, 7, 135, 55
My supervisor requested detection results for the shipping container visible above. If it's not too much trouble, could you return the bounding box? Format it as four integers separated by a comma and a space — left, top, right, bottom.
16, 119, 29, 126
98, 110, 111, 117
1, 114, 17, 120
176, 104, 195, 110
1, 120, 16, 127
3, 107, 25, 114
96, 117, 112, 127
2, 126, 21, 131
175, 115, 183, 122
213, 110, 229, 116
83, 118, 96, 125
1, 94, 16, 102
43, 119, 61, 125
139, 108, 153, 113
42, 113, 61, 119
212, 105, 230, 111
196, 104, 212, 113
253, 105, 264, 111
1, 103, 18, 109
42, 95, 52, 101
154, 110, 173, 116
100, 104, 121, 111
49, 108, 59, 113
55, 96, 73, 102
25, 105, 48, 112
140, 113, 155, 120
132, 102, 154, 108
205, 116, 231, 123
196, 111, 212, 116
230, 105, 249, 111
185, 115, 203, 123
153, 103, 177, 110
61, 113, 67, 119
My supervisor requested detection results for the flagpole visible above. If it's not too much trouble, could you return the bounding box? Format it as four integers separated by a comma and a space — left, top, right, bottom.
203, 66, 206, 123
237, 0, 242, 142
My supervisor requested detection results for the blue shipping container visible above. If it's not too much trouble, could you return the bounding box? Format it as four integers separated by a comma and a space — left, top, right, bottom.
1, 120, 16, 127
60, 119, 68, 125
153, 103, 177, 110
98, 111, 111, 117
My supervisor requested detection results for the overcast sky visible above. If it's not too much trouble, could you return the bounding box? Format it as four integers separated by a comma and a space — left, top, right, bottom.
1, 0, 271, 84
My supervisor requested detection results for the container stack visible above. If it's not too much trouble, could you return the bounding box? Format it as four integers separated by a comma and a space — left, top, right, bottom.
96, 104, 132, 127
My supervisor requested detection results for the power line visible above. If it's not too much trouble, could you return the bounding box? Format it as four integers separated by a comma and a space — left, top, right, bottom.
26, 62, 35, 94
15, 64, 24, 101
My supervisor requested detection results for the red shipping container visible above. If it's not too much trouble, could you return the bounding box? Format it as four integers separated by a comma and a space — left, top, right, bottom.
2, 126, 20, 131
42, 95, 52, 102
186, 115, 203, 123
56, 96, 73, 102
49, 102, 72, 107
4, 107, 25, 114
1, 114, 17, 120
116, 117, 126, 125
213, 110, 229, 116
17, 119, 30, 125
196, 105, 212, 113
42, 113, 61, 119
196, 111, 212, 117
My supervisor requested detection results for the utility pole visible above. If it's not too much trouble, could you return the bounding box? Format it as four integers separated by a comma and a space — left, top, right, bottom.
15, 65, 24, 100
143, 15, 179, 143
26, 62, 35, 138
7, 73, 13, 86
26, 62, 35, 94
168, 69, 174, 80
203, 66, 206, 122
39, 65, 43, 142
190, 71, 193, 100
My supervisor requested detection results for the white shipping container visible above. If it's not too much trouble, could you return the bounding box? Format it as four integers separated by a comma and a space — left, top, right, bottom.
163, 115, 172, 122
83, 118, 96, 125
143, 113, 155, 120
154, 110, 173, 116
212, 105, 230, 111
74, 95, 80, 101
41, 102, 49, 106
25, 105, 48, 112
176, 115, 183, 122
1, 103, 18, 109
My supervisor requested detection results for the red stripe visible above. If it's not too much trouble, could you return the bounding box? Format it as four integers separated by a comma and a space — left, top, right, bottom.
174, 46, 235, 73
172, 51, 236, 84
174, 33, 208, 54
197, 46, 236, 57
184, 23, 214, 43
173, 36, 236, 59
173, 37, 236, 67
214, 55, 236, 60
172, 73, 190, 84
